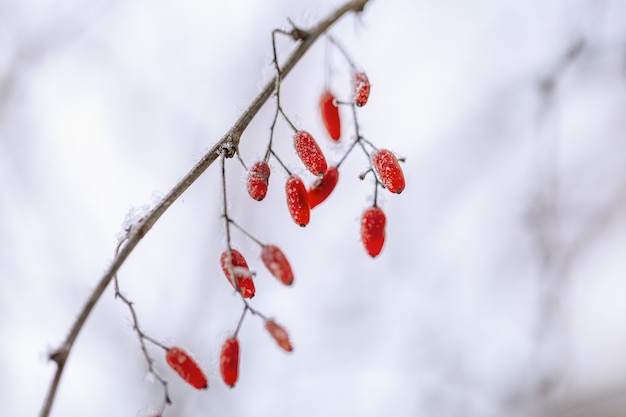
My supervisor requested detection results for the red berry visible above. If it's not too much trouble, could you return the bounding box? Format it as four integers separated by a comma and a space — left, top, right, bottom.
220, 249, 255, 298
220, 337, 240, 388
165, 347, 208, 390
285, 175, 310, 227
361, 206, 386, 257
354, 71, 370, 107
294, 130, 327, 176
371, 149, 405, 194
319, 91, 341, 141
261, 245, 294, 285
247, 161, 270, 201
264, 320, 293, 352
308, 165, 339, 209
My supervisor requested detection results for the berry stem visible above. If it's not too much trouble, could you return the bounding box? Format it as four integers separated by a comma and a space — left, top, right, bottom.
234, 306, 248, 337
264, 100, 280, 162
220, 153, 244, 295
269, 148, 293, 176
324, 36, 332, 90
349, 103, 372, 158
112, 238, 172, 408
236, 152, 248, 171
337, 135, 361, 168
279, 106, 298, 132
326, 34, 357, 69
221, 153, 233, 252
227, 218, 265, 248
373, 178, 379, 207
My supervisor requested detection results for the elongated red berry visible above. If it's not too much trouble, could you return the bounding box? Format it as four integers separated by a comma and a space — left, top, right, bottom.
264, 320, 293, 352
319, 91, 341, 141
361, 206, 386, 257
220, 249, 255, 298
165, 347, 208, 390
261, 245, 294, 285
247, 161, 270, 201
308, 165, 339, 209
220, 337, 240, 388
285, 175, 310, 227
371, 149, 405, 194
294, 130, 327, 176
354, 71, 370, 107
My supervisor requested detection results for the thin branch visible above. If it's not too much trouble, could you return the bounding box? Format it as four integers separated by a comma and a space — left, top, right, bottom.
113, 238, 172, 409
40, 2, 369, 416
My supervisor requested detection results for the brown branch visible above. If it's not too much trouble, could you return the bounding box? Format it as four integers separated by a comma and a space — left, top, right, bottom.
39, 1, 369, 416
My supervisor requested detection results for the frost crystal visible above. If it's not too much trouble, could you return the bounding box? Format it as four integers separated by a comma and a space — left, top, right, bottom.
117, 191, 162, 243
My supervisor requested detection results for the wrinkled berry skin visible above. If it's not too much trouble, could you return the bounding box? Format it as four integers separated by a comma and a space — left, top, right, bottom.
265, 320, 293, 352
308, 166, 339, 209
220, 337, 240, 388
354, 71, 370, 107
294, 130, 327, 176
165, 347, 208, 390
285, 175, 310, 227
220, 249, 256, 298
361, 206, 386, 257
320, 91, 341, 141
261, 245, 294, 285
247, 161, 271, 201
371, 149, 405, 194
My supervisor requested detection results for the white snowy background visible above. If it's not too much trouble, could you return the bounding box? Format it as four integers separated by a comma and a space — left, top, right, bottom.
2, 0, 626, 416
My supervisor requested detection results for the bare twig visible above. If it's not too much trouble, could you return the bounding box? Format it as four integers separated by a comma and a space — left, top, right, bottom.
40, 1, 369, 416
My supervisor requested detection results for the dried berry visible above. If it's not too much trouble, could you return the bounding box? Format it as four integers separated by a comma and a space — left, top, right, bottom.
294, 130, 327, 176
220, 249, 255, 298
285, 175, 310, 227
220, 337, 240, 388
261, 245, 294, 285
308, 166, 339, 209
319, 91, 341, 141
361, 206, 386, 257
371, 149, 405, 194
165, 347, 208, 390
264, 320, 293, 352
247, 161, 271, 201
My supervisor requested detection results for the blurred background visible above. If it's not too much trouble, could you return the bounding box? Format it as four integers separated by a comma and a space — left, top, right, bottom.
2, 0, 626, 416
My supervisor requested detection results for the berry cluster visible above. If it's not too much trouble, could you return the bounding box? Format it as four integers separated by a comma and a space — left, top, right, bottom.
109, 19, 404, 417
242, 33, 405, 259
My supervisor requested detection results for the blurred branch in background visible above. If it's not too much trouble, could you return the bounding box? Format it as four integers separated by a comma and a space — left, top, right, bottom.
519, 22, 626, 417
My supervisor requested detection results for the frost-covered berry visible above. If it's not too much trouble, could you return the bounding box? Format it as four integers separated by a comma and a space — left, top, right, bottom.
319, 91, 341, 141
371, 149, 405, 194
361, 206, 386, 257
165, 347, 208, 390
220, 337, 240, 388
264, 320, 293, 352
354, 71, 370, 107
247, 161, 270, 201
294, 130, 327, 176
220, 249, 255, 298
261, 244, 294, 286
308, 165, 339, 209
285, 175, 310, 227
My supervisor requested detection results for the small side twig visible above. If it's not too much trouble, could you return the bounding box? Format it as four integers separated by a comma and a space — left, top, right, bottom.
113, 237, 171, 410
